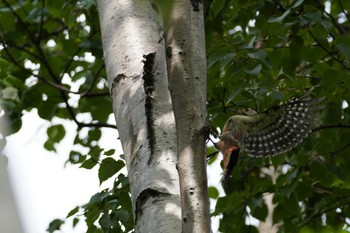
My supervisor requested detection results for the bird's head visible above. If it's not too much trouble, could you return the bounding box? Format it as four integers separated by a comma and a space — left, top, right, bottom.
237, 108, 257, 116
214, 141, 239, 170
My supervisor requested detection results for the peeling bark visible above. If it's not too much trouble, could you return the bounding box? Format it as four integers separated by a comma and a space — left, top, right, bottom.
97, 1, 181, 232
142, 53, 156, 164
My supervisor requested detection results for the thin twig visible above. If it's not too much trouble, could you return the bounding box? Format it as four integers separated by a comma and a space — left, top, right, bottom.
308, 29, 350, 71
312, 124, 350, 132
337, 0, 350, 22
315, 0, 347, 34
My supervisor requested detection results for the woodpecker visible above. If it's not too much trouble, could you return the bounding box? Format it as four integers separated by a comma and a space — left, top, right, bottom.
215, 88, 323, 185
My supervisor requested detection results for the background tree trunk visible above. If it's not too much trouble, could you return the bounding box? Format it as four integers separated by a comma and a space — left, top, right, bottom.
259, 166, 282, 233
97, 1, 181, 232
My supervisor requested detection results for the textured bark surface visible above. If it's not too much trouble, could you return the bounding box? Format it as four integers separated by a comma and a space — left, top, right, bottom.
164, 1, 211, 232
97, 1, 181, 232
98, 0, 210, 232
259, 166, 281, 233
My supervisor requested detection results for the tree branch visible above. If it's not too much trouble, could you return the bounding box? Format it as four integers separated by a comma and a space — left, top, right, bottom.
312, 124, 350, 132
315, 0, 347, 34
299, 195, 350, 226
328, 141, 350, 157
0, 35, 115, 131
80, 64, 105, 97
337, 0, 350, 22
308, 29, 350, 71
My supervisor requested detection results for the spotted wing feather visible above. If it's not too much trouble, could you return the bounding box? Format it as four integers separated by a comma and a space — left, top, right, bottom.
239, 90, 323, 157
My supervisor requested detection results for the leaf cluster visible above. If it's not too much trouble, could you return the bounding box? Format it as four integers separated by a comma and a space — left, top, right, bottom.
0, 1, 131, 232
205, 0, 350, 232
48, 172, 133, 233
2, 0, 350, 232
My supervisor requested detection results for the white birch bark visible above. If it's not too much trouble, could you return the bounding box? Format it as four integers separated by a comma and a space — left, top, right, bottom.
259, 166, 282, 233
164, 1, 211, 232
97, 1, 181, 232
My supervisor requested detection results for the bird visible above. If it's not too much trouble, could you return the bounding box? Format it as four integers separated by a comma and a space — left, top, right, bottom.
214, 88, 324, 186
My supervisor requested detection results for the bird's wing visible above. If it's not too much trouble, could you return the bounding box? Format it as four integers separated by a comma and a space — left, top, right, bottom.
238, 89, 324, 157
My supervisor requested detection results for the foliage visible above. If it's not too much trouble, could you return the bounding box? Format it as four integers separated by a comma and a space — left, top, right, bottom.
1, 0, 350, 232
205, 0, 350, 232
0, 0, 131, 232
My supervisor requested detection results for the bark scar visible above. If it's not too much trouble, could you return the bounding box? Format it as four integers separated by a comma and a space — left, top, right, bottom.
111, 73, 126, 96
134, 188, 172, 224
190, 0, 201, 12
142, 53, 156, 165
166, 46, 172, 58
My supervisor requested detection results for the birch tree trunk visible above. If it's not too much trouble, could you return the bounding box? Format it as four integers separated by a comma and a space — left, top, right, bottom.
97, 0, 210, 232
164, 1, 211, 232
97, 1, 181, 232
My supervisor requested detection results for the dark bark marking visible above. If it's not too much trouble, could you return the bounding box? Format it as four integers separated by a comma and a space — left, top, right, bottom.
134, 188, 172, 224
194, 126, 210, 140
166, 46, 172, 58
111, 73, 126, 96
142, 53, 156, 165
190, 0, 202, 12
158, 26, 165, 44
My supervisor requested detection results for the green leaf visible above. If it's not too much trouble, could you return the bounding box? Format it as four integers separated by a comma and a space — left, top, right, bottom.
226, 88, 241, 103
250, 199, 268, 221
99, 213, 114, 228
3, 75, 25, 92
244, 64, 262, 75
44, 124, 66, 152
208, 186, 219, 199
72, 70, 94, 82
310, 160, 332, 186
268, 9, 291, 23
47, 219, 64, 233
87, 190, 110, 206
47, 124, 66, 142
115, 209, 130, 225
78, 0, 96, 9
69, 151, 86, 164
66, 206, 79, 218
104, 149, 115, 156
80, 158, 98, 169
336, 35, 350, 59
210, 0, 225, 17
26, 7, 49, 23
38, 99, 59, 120
291, 0, 304, 8
85, 206, 101, 227
98, 158, 124, 184
271, 154, 285, 168
88, 128, 102, 142
302, 10, 322, 23
44, 139, 56, 152
72, 217, 79, 227
89, 146, 104, 157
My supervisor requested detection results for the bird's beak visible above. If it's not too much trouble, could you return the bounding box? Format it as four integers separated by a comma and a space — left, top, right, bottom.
214, 141, 225, 151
